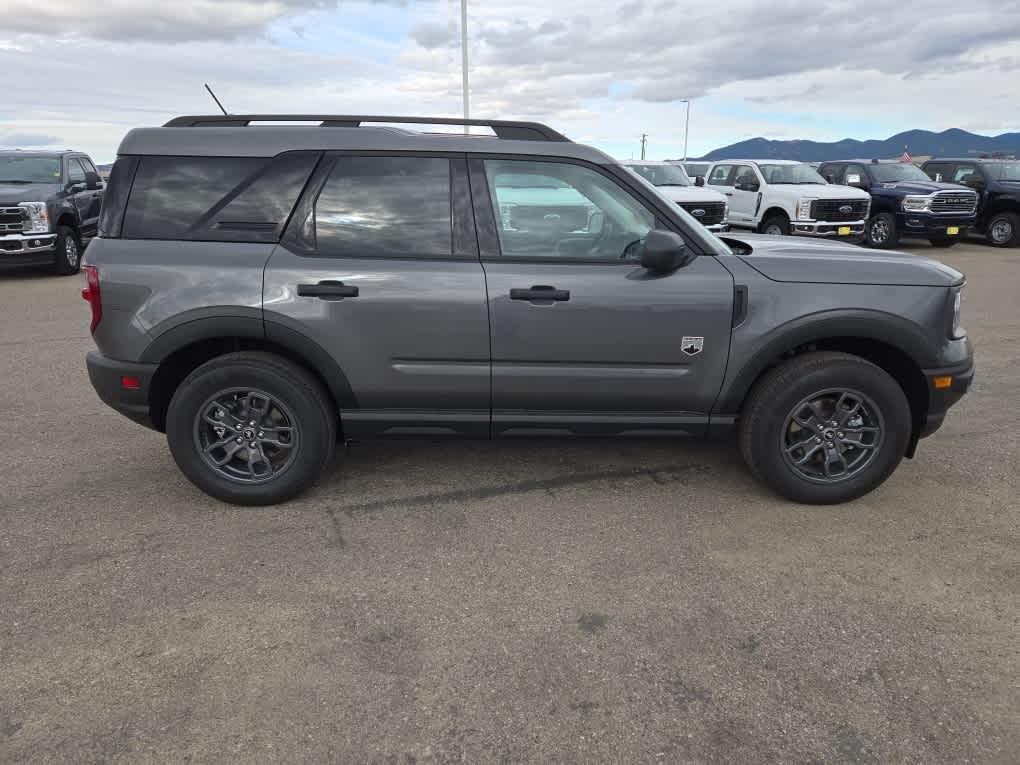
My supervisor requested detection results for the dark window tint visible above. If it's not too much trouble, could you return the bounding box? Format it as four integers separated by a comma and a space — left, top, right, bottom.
313, 156, 451, 257
79, 157, 98, 176
707, 165, 733, 185
98, 156, 139, 238
820, 164, 843, 184
122, 153, 318, 242
67, 159, 86, 185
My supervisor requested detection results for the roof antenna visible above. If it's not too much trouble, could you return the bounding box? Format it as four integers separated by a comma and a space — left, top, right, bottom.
204, 83, 229, 116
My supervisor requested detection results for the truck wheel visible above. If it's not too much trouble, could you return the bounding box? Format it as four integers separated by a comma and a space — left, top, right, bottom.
52, 226, 82, 275
986, 212, 1019, 247
739, 352, 910, 504
865, 213, 898, 248
759, 213, 790, 236
928, 236, 958, 247
166, 352, 337, 506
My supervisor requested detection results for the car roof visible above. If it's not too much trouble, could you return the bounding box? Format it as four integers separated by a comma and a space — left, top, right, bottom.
0, 149, 78, 158
621, 160, 682, 166
118, 116, 616, 165
922, 157, 1016, 163
708, 159, 803, 165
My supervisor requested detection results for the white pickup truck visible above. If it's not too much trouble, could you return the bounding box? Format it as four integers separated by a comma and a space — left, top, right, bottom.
703, 159, 870, 238
621, 161, 730, 232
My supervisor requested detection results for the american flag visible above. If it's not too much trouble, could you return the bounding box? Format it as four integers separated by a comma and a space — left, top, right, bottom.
901, 147, 912, 163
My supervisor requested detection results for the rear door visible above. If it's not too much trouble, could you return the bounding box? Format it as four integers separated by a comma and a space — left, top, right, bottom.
472, 157, 734, 437
263, 153, 490, 438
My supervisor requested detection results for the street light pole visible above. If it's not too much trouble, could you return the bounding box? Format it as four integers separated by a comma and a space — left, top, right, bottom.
682, 99, 691, 162
640, 133, 647, 160
461, 0, 469, 134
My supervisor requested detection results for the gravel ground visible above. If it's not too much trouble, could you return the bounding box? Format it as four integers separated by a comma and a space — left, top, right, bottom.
1, 241, 1017, 763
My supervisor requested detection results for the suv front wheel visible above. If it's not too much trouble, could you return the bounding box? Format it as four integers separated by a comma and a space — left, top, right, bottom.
739, 352, 911, 504
166, 352, 337, 505
865, 213, 898, 248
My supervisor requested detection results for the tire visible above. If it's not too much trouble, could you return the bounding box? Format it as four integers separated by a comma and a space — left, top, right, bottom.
739, 352, 911, 504
166, 352, 337, 505
986, 211, 1020, 247
928, 237, 958, 248
759, 213, 790, 236
865, 213, 898, 248
52, 226, 81, 275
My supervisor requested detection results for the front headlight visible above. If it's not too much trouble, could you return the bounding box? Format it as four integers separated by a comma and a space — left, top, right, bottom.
902, 195, 931, 213
951, 288, 964, 338
796, 198, 814, 221
722, 202, 729, 222
18, 202, 50, 234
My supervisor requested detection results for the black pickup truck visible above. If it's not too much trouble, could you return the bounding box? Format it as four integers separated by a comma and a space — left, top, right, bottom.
0, 150, 104, 274
921, 158, 1020, 247
818, 159, 977, 248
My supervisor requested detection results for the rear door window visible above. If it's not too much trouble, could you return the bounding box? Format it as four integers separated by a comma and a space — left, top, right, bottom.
311, 156, 452, 258
122, 153, 319, 242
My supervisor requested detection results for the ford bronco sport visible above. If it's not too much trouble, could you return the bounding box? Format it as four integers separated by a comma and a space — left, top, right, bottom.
84, 115, 974, 506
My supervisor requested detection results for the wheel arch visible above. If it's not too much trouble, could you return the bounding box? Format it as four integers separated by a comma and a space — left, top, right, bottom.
142, 317, 355, 434
718, 312, 935, 455
760, 206, 790, 222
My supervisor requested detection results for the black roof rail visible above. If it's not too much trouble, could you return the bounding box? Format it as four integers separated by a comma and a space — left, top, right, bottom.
163, 114, 570, 142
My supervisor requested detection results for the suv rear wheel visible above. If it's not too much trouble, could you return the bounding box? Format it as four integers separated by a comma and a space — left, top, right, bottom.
987, 212, 1019, 247
166, 352, 336, 505
739, 352, 910, 504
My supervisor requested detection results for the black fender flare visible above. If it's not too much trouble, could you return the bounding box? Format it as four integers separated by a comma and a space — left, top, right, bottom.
140, 308, 357, 411
715, 308, 938, 414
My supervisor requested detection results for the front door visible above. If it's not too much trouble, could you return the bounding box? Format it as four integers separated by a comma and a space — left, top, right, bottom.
263, 154, 490, 438
473, 158, 734, 437
728, 164, 761, 226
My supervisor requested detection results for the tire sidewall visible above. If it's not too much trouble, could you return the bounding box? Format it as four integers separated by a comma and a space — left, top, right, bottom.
166, 360, 333, 505
866, 213, 896, 249
53, 226, 81, 275
761, 215, 790, 236
746, 361, 910, 504
987, 213, 1017, 247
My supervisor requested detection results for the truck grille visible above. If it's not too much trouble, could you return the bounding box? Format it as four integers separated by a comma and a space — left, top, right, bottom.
810, 199, 869, 222
0, 206, 24, 234
678, 201, 726, 226
929, 191, 978, 214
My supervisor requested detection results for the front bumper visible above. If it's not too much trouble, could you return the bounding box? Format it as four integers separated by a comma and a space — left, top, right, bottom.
0, 233, 57, 268
790, 220, 866, 237
86, 351, 160, 430
918, 356, 975, 438
897, 213, 975, 239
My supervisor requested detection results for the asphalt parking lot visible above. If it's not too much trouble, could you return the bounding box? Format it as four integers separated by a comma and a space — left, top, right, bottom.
1, 240, 1017, 763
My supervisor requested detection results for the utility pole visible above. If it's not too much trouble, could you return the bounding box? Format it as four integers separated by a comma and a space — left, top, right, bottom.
682, 99, 691, 161
640, 133, 647, 160
461, 0, 469, 133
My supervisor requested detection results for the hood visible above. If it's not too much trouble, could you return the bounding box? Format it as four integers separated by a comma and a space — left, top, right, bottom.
721, 232, 963, 287
873, 180, 973, 196
796, 184, 871, 200
653, 185, 728, 204
0, 183, 59, 204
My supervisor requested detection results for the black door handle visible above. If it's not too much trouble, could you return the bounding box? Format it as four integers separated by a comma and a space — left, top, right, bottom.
297, 280, 359, 300
510, 285, 570, 302
724, 191, 734, 196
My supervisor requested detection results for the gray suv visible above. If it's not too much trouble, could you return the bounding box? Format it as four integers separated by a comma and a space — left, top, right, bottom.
84, 115, 974, 506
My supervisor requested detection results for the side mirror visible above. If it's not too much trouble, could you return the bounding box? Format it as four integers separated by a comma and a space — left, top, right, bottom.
67, 181, 86, 193
694, 176, 705, 187
85, 171, 102, 190
640, 229, 694, 274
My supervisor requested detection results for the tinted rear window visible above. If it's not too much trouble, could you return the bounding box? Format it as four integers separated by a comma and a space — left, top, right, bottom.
313, 156, 451, 257
122, 153, 319, 242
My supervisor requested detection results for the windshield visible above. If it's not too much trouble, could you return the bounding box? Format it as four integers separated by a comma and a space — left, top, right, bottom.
987, 162, 1020, 181
870, 163, 931, 183
758, 163, 827, 185
625, 163, 691, 187
0, 156, 61, 183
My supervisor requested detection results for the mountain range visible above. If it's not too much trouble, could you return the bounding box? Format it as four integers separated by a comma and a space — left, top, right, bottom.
691, 128, 1020, 162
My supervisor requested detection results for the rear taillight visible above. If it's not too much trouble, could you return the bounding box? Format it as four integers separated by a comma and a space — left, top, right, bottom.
81, 265, 102, 334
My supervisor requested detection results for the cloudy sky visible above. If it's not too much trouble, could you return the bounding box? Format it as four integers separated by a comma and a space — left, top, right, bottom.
3, 0, 1019, 162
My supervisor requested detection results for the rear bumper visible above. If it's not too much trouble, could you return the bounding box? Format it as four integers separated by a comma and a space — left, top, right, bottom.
0, 233, 57, 269
86, 351, 159, 430
918, 357, 975, 438
898, 213, 975, 238
791, 220, 866, 237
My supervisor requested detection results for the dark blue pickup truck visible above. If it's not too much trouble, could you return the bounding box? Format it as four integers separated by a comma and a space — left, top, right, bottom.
818, 159, 977, 248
